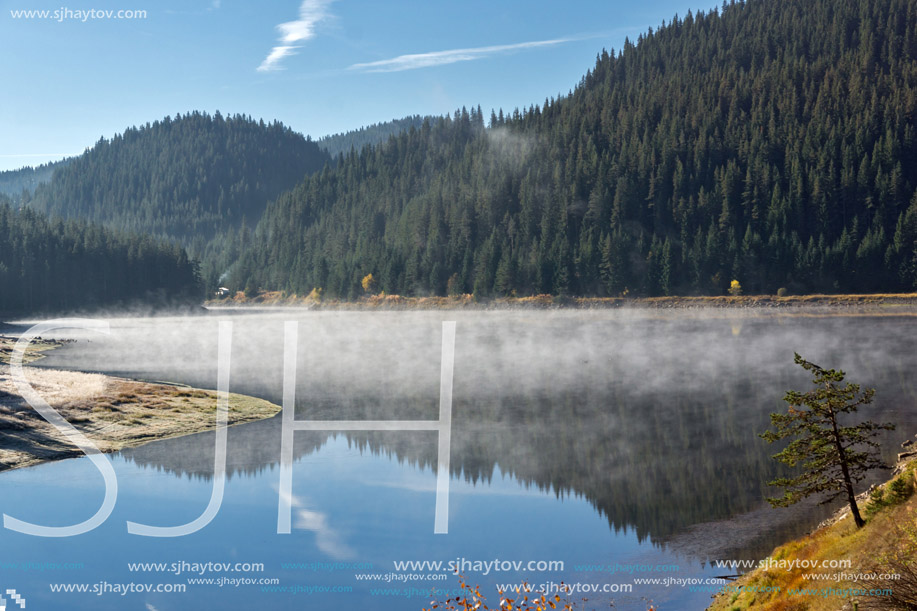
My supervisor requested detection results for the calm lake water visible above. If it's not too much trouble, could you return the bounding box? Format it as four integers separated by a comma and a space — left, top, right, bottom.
2, 309, 916, 610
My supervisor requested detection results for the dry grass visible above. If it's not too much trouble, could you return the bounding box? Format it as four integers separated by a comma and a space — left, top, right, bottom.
206, 291, 917, 311
0, 335, 64, 365
707, 458, 917, 611
0, 362, 280, 472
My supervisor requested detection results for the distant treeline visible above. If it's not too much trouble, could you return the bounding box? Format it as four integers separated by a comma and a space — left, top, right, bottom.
0, 159, 69, 201
0, 202, 200, 314
317, 115, 441, 159
230, 0, 917, 298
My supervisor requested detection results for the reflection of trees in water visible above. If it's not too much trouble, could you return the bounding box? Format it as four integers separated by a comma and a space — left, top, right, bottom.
122, 357, 915, 556
72, 314, 917, 558
121, 416, 287, 481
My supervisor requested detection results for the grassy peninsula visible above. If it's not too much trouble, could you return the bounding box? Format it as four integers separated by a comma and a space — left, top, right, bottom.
0, 335, 280, 472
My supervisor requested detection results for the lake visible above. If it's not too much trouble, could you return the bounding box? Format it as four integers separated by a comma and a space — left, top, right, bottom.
2, 309, 915, 610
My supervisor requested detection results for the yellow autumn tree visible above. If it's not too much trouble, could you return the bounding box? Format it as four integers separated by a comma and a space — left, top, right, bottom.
728, 279, 742, 296
361, 273, 376, 294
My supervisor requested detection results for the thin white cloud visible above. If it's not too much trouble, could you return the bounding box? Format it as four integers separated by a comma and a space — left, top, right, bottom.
260, 45, 299, 70
348, 37, 579, 73
258, 0, 335, 72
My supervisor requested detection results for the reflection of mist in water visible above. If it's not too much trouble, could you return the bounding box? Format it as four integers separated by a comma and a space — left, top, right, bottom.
29, 310, 917, 559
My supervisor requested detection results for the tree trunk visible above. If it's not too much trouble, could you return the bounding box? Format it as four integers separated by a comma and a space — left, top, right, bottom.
844, 477, 865, 528
830, 406, 865, 528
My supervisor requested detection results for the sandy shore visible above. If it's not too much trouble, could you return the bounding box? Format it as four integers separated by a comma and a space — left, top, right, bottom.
0, 335, 280, 472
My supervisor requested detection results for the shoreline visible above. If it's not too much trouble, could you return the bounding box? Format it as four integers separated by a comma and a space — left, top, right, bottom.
0, 335, 280, 473
706, 451, 917, 611
206, 291, 917, 312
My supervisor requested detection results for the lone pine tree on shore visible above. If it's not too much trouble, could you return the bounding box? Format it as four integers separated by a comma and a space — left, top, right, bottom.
760, 353, 895, 528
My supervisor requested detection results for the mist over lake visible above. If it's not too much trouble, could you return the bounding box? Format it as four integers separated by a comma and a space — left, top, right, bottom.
0, 309, 912, 609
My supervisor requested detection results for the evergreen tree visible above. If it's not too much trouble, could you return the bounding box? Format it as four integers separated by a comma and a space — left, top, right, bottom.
760, 354, 895, 528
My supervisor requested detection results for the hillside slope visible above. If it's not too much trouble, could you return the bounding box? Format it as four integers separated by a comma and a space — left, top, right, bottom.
707, 455, 917, 611
30, 111, 329, 241
232, 0, 917, 299
27, 112, 330, 287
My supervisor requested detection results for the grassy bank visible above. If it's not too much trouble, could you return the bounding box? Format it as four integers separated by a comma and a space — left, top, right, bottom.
707, 454, 917, 611
207, 290, 917, 311
0, 335, 280, 472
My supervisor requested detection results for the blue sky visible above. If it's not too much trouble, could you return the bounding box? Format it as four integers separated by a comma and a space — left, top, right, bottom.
0, 0, 716, 171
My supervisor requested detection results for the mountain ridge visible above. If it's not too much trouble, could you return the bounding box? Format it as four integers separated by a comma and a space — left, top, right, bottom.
230, 0, 917, 299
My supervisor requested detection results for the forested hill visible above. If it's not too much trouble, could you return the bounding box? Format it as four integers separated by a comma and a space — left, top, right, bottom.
0, 201, 200, 314
0, 159, 70, 201
317, 115, 441, 158
231, 0, 917, 299
28, 112, 330, 244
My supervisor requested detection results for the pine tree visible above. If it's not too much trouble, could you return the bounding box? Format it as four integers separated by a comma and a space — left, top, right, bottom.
760, 354, 895, 528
